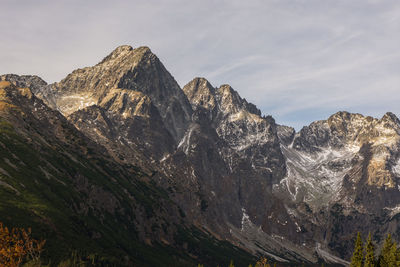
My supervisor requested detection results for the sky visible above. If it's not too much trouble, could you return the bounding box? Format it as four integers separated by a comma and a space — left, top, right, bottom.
1, 0, 400, 130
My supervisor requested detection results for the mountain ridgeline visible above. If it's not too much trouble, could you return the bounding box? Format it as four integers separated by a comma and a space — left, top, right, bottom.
1, 45, 400, 266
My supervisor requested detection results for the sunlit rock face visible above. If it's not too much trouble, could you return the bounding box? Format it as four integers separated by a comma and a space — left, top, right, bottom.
277, 111, 400, 209
26, 46, 193, 168
33, 45, 192, 143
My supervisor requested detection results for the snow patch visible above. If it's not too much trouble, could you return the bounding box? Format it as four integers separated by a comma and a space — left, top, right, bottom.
178, 126, 195, 155
241, 208, 251, 231
392, 158, 400, 177
279, 144, 359, 208
160, 154, 170, 162
384, 205, 400, 218
58, 94, 96, 115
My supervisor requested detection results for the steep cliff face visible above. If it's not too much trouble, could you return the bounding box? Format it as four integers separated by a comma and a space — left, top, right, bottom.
28, 45, 194, 170
2, 45, 400, 265
35, 45, 192, 143
182, 79, 400, 262
277, 111, 400, 209
182, 78, 314, 262
183, 77, 286, 183
275, 111, 400, 259
67, 88, 175, 169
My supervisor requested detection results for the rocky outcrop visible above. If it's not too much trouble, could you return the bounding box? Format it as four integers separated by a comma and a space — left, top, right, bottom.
282, 111, 400, 207
183, 77, 286, 183
1, 74, 47, 93
68, 87, 175, 167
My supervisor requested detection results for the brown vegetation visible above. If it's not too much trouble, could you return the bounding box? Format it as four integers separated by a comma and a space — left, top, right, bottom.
0, 222, 45, 267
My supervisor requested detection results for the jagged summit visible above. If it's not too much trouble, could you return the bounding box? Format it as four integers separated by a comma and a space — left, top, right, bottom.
381, 111, 400, 128
107, 44, 134, 54
276, 108, 400, 215
97, 45, 151, 65
183, 77, 217, 110
31, 45, 192, 142
183, 76, 285, 184
183, 78, 261, 117
0, 74, 47, 92
291, 110, 400, 151
324, 110, 399, 128
216, 84, 261, 116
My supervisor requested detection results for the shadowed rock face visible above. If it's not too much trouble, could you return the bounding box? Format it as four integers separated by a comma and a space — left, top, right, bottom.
2, 45, 400, 265
181, 78, 400, 262
275, 110, 400, 260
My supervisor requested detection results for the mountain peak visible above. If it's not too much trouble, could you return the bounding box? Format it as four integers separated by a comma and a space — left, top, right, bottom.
1, 74, 47, 92
325, 111, 400, 132
98, 45, 153, 66
186, 77, 215, 92
49, 44, 163, 112
327, 110, 365, 123
217, 84, 237, 98
183, 77, 217, 110
183, 79, 262, 117
32, 45, 192, 142
216, 84, 261, 116
114, 44, 133, 53
381, 112, 400, 125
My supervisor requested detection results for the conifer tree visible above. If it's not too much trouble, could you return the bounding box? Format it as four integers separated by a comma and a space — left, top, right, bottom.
379, 233, 394, 267
350, 232, 364, 267
364, 233, 375, 267
396, 247, 400, 266
388, 242, 397, 267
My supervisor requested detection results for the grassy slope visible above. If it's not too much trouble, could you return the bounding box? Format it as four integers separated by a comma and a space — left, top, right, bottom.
0, 117, 256, 266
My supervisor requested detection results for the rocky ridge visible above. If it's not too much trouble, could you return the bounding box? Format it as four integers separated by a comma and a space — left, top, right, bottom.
2, 45, 400, 265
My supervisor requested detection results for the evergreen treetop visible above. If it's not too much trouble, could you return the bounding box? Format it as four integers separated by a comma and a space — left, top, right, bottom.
350, 232, 364, 267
